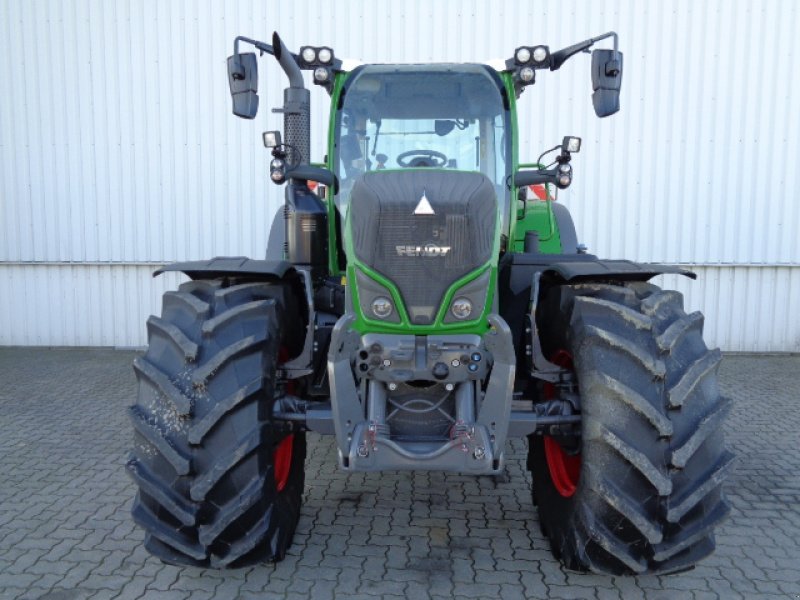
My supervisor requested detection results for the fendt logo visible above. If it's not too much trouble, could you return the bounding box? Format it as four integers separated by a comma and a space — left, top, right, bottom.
395, 243, 451, 257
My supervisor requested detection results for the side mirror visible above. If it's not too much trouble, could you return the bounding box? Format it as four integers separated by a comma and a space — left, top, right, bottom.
591, 49, 623, 117
227, 52, 259, 119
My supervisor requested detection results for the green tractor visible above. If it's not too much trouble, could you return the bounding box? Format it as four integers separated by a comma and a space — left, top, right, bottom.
127, 30, 733, 575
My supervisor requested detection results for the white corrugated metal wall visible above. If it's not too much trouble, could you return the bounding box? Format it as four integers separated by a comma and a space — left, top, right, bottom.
1, 0, 798, 350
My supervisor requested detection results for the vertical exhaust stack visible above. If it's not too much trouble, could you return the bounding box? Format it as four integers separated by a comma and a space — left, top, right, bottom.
271, 32, 326, 274
272, 32, 311, 168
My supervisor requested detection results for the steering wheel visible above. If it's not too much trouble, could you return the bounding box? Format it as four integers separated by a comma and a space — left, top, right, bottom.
396, 149, 448, 168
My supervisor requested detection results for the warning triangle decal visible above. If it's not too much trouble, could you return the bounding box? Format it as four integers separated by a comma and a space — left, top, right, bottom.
414, 190, 435, 215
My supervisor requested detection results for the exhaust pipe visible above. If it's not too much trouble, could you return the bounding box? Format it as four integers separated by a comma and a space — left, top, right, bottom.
272, 32, 310, 168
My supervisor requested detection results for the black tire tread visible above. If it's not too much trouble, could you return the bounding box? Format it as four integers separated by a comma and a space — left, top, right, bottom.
667, 349, 723, 409
128, 277, 306, 569
189, 425, 265, 502
670, 397, 732, 468
187, 377, 261, 445
666, 450, 735, 523
132, 356, 193, 416
596, 423, 672, 495
132, 498, 206, 560
190, 333, 268, 386
656, 311, 704, 352
126, 456, 198, 526
146, 315, 199, 361
128, 405, 191, 475
581, 324, 666, 377
201, 299, 275, 336
530, 282, 732, 575
163, 290, 211, 319
581, 371, 673, 437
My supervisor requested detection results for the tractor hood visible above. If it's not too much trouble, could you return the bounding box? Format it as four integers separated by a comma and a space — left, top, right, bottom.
348, 170, 497, 328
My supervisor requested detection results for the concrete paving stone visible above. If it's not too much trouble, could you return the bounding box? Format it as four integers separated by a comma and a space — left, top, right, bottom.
12, 587, 58, 600
1, 349, 799, 599
358, 579, 408, 596
144, 564, 180, 591
474, 568, 522, 586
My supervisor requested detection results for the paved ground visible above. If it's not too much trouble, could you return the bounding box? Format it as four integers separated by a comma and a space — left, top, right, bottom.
1, 348, 799, 600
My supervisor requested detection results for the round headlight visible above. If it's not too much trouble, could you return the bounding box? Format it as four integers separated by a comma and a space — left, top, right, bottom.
532, 45, 548, 63
301, 47, 317, 63
318, 48, 333, 64
558, 163, 571, 173
270, 169, 284, 182
558, 174, 571, 187
371, 297, 393, 319
515, 47, 531, 63
519, 67, 535, 83
270, 158, 285, 170
313, 67, 329, 82
451, 297, 473, 320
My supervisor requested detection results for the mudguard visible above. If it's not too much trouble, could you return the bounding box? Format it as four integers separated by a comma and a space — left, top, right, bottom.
154, 256, 293, 280
498, 252, 696, 360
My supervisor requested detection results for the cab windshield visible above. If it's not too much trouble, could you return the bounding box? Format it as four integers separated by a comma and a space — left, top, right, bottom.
333, 64, 510, 214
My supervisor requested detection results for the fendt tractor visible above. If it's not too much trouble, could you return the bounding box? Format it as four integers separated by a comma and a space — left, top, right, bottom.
127, 29, 733, 575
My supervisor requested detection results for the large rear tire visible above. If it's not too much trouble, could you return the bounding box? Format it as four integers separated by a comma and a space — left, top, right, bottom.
529, 282, 733, 575
127, 278, 306, 568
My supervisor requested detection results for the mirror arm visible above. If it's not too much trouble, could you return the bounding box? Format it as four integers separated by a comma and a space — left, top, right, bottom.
232, 33, 305, 89
233, 35, 276, 58
550, 31, 618, 71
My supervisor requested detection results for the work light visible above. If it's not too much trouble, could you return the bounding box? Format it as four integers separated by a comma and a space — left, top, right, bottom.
562, 136, 582, 153
263, 131, 282, 148
519, 67, 535, 84
301, 47, 316, 63
314, 67, 330, 83
532, 45, 549, 63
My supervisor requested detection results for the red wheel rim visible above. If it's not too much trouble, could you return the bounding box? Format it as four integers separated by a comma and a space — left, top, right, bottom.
543, 436, 581, 497
542, 349, 581, 498
273, 434, 294, 493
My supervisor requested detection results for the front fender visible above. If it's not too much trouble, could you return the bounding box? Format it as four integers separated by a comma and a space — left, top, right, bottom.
154, 256, 293, 280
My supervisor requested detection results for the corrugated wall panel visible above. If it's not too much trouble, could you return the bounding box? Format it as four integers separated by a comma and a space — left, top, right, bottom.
1, 0, 798, 348
0, 265, 183, 347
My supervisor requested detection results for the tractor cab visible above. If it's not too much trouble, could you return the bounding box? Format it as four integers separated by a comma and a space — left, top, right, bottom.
331, 64, 511, 220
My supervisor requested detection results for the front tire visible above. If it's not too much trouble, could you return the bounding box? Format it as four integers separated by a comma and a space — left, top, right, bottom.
529, 282, 733, 575
127, 278, 306, 568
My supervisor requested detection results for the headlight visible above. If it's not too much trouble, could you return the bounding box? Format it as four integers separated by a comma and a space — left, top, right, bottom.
443, 270, 490, 324
317, 47, 333, 64
450, 297, 473, 320
532, 45, 548, 63
371, 297, 393, 319
515, 47, 531, 63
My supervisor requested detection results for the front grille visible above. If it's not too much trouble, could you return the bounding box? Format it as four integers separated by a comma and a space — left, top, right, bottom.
349, 171, 496, 323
